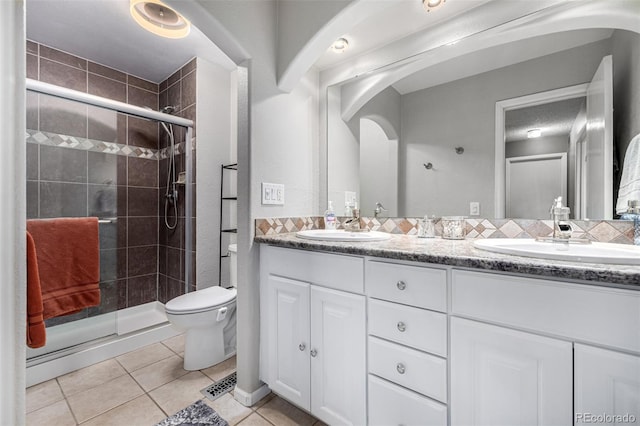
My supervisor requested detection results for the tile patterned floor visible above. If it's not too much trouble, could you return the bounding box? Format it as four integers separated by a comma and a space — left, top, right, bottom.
26, 335, 324, 426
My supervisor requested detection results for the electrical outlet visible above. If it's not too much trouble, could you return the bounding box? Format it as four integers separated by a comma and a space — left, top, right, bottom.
470, 202, 480, 216
262, 183, 284, 205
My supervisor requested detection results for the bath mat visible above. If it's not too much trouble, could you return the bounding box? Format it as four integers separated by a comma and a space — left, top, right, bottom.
155, 400, 228, 426
201, 371, 237, 401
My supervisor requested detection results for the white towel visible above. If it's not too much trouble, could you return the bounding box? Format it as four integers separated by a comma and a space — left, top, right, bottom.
616, 133, 640, 215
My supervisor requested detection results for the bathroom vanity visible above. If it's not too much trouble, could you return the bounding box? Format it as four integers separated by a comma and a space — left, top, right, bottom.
257, 234, 640, 426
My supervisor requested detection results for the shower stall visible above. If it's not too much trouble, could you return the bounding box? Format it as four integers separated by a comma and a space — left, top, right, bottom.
25, 77, 194, 384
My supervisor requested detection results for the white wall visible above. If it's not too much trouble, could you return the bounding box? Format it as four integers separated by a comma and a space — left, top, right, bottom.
360, 119, 398, 217
506, 135, 569, 159
196, 58, 234, 290
400, 38, 611, 217
0, 0, 26, 423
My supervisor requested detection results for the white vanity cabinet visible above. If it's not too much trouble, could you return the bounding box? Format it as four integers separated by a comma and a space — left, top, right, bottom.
260, 246, 366, 426
451, 269, 640, 426
365, 260, 449, 426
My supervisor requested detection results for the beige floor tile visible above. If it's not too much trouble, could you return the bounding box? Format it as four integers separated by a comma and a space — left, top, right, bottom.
116, 342, 174, 372
26, 379, 64, 413
203, 393, 252, 425
201, 355, 236, 382
130, 354, 189, 392
237, 412, 275, 426
250, 392, 275, 410
57, 359, 126, 397
148, 371, 213, 415
162, 333, 185, 355
66, 374, 144, 423
257, 396, 316, 426
26, 399, 75, 426
80, 394, 166, 426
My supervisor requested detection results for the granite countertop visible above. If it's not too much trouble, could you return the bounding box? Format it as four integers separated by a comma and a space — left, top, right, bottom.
254, 233, 640, 289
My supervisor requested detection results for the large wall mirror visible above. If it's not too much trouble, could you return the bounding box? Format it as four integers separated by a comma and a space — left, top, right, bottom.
327, 2, 639, 221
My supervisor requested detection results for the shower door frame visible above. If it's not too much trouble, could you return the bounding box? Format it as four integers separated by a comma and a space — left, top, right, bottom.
26, 78, 196, 295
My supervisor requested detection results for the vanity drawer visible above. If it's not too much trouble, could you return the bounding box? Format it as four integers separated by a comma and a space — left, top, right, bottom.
368, 374, 447, 426
369, 336, 447, 403
260, 245, 364, 294
366, 261, 447, 312
369, 298, 447, 357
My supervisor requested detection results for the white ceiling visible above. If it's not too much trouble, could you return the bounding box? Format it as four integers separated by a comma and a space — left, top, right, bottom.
505, 97, 585, 143
314, 0, 493, 70
26, 0, 235, 83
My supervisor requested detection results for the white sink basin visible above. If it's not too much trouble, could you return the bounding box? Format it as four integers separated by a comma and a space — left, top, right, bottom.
474, 238, 640, 265
296, 229, 391, 242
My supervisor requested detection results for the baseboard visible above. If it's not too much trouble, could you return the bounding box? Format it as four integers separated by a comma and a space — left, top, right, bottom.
234, 383, 271, 407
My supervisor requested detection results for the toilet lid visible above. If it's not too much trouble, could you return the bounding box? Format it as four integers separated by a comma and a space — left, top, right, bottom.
165, 286, 237, 314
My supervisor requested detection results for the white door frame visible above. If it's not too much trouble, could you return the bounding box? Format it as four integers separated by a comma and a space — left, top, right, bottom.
494, 83, 588, 218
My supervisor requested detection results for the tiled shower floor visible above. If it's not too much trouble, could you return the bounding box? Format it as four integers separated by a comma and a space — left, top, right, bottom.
26, 334, 324, 426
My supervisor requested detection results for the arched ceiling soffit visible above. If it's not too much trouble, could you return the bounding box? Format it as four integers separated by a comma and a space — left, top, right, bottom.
276, 0, 395, 93
165, 0, 250, 65
361, 114, 399, 141
340, 0, 640, 122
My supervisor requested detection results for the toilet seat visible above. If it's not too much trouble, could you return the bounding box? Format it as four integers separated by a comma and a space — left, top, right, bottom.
165, 286, 237, 315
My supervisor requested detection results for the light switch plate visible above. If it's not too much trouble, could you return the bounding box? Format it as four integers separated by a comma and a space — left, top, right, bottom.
262, 183, 284, 205
470, 202, 480, 216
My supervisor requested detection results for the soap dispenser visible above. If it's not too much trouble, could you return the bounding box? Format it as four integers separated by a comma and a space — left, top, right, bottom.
620, 200, 640, 245
551, 196, 571, 240
324, 201, 337, 230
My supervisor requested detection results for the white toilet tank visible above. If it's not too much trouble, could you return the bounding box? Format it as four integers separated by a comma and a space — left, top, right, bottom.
229, 244, 237, 288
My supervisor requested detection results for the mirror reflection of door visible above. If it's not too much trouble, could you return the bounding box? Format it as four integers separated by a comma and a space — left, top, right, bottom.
359, 118, 398, 217
504, 97, 585, 219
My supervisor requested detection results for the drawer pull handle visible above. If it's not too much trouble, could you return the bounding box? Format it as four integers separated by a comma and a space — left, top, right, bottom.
397, 321, 406, 332
396, 363, 406, 374
299, 343, 306, 351
310, 349, 318, 357
396, 280, 406, 290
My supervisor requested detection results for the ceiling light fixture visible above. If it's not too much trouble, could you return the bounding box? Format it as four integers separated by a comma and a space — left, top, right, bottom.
527, 129, 542, 138
130, 0, 191, 39
332, 38, 350, 53
422, 0, 445, 12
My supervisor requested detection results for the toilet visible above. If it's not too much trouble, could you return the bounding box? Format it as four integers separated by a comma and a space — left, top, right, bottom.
165, 244, 238, 370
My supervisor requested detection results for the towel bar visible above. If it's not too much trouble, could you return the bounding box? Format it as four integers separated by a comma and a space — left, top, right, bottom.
98, 218, 117, 224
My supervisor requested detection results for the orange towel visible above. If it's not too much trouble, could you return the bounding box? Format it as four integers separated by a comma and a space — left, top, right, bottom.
26, 217, 101, 321
26, 231, 46, 348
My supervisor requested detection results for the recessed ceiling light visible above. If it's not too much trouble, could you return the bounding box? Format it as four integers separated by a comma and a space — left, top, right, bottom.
331, 38, 349, 53
422, 0, 445, 12
130, 0, 191, 39
527, 129, 542, 138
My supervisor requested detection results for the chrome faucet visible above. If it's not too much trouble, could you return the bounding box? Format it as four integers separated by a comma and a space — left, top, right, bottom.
550, 196, 572, 239
374, 202, 387, 218
344, 205, 362, 231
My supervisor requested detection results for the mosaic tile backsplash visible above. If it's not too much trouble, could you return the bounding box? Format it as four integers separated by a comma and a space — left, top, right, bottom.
255, 216, 635, 245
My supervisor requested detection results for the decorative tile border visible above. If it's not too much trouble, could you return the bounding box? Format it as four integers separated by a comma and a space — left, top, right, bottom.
255, 216, 635, 244
26, 129, 192, 160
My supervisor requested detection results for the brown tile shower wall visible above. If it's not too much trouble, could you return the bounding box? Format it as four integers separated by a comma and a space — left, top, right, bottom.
158, 59, 197, 301
26, 40, 162, 324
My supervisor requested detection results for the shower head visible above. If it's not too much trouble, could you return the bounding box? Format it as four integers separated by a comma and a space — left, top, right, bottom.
160, 105, 176, 114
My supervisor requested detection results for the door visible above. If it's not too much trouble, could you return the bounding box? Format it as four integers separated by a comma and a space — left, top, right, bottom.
264, 275, 310, 410
451, 317, 572, 426
575, 344, 640, 424
584, 55, 613, 219
506, 152, 567, 218
310, 286, 366, 426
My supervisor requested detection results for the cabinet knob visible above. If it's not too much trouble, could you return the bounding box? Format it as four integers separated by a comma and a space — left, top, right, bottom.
396, 280, 406, 290
396, 363, 406, 374
299, 343, 306, 351
397, 321, 406, 332
310, 349, 318, 357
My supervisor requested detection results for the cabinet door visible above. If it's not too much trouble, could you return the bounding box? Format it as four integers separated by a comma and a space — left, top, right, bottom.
451, 317, 572, 426
264, 275, 310, 410
310, 286, 366, 426
575, 344, 640, 424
